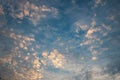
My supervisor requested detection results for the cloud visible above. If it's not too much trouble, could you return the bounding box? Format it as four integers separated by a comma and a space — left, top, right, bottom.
74, 21, 89, 31
92, 56, 97, 61
80, 39, 93, 46
71, 20, 89, 35
102, 24, 112, 31
94, 0, 104, 7
41, 49, 84, 74
95, 0, 102, 5
11, 1, 58, 26
85, 28, 101, 39
0, 5, 4, 14
0, 28, 45, 79
0, 49, 43, 80
42, 49, 66, 69
0, 5, 6, 26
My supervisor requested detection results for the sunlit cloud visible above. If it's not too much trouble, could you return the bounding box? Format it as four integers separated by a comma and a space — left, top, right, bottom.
93, 0, 105, 8
95, 0, 102, 5
32, 57, 41, 69
42, 49, 66, 69
92, 56, 97, 61
0, 5, 4, 14
74, 21, 89, 32
80, 39, 93, 46
42, 51, 48, 58
11, 1, 59, 25
85, 28, 101, 39
0, 0, 120, 80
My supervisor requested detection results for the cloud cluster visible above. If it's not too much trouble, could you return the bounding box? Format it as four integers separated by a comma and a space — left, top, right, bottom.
11, 1, 58, 25
93, 0, 105, 8
0, 0, 120, 80
0, 5, 4, 14
42, 49, 66, 69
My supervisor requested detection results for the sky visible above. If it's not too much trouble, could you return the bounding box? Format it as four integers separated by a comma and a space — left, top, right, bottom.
0, 0, 120, 80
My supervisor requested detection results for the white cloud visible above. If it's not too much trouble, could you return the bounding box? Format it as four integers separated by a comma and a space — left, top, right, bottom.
94, 0, 102, 7
85, 28, 101, 39
76, 23, 89, 31
80, 39, 93, 46
0, 5, 6, 26
71, 20, 89, 35
102, 24, 112, 31
95, 0, 102, 5
92, 56, 97, 61
93, 0, 106, 8
0, 5, 4, 14
42, 49, 66, 69
12, 1, 58, 26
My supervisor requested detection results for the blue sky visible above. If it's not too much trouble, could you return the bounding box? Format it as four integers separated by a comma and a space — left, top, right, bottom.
0, 0, 120, 80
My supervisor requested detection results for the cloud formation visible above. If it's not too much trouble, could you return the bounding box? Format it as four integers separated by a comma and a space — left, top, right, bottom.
11, 1, 58, 25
